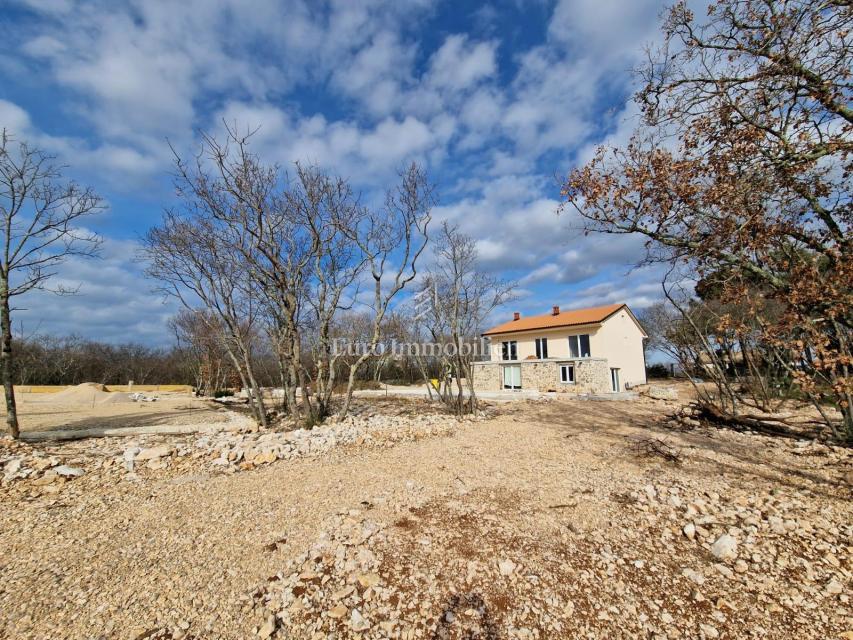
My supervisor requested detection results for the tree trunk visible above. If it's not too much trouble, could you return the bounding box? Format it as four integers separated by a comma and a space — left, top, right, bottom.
1, 292, 20, 439
223, 346, 260, 427
236, 341, 267, 430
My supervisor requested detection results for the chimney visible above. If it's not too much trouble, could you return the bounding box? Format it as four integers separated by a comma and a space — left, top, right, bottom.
513, 312, 520, 321
552, 305, 560, 316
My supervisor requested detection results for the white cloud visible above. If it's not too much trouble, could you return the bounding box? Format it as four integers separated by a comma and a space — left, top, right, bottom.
2, 0, 680, 341
565, 268, 668, 310
16, 0, 74, 14
519, 263, 561, 286
548, 0, 663, 60
16, 237, 179, 344
0, 99, 31, 132
213, 102, 440, 184
12, 0, 437, 181
427, 35, 498, 91
0, 99, 167, 189
331, 31, 417, 116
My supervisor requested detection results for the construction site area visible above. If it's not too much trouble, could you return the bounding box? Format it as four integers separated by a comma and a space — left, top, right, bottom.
4, 383, 234, 437
1, 382, 850, 640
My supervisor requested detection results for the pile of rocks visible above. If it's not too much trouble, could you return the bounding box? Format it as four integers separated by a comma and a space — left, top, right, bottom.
201, 412, 471, 473
1, 408, 479, 493
594, 477, 851, 637
249, 513, 391, 638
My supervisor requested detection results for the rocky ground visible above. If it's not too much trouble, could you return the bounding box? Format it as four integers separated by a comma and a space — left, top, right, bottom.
0, 395, 849, 639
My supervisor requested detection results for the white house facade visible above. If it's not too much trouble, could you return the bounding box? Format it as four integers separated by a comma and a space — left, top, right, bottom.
472, 303, 647, 395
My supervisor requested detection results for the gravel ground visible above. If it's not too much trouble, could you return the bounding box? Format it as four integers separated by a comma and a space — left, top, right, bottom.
6, 391, 230, 433
0, 396, 849, 639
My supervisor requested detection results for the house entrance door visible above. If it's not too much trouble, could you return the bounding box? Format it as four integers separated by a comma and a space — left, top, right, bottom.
503, 365, 521, 390
610, 368, 620, 392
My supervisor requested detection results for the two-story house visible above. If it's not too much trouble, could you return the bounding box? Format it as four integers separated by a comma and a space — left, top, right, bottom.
472, 303, 647, 394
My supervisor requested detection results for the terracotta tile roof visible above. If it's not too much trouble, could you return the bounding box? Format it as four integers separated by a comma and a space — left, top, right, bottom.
482, 303, 626, 336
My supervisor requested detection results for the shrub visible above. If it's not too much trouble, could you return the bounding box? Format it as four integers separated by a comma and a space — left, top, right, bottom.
646, 363, 671, 379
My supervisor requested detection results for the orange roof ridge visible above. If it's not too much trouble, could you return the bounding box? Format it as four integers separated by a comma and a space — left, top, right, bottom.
482, 303, 626, 336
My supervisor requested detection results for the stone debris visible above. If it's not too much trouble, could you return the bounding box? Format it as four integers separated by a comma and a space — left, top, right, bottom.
135, 445, 173, 461
644, 385, 679, 401
709, 533, 738, 561
250, 464, 851, 640
52, 464, 84, 477
498, 558, 516, 576
0, 406, 485, 493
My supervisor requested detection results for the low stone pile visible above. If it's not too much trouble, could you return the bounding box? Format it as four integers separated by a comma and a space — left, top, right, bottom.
200, 412, 471, 474
604, 476, 851, 637
249, 513, 392, 638
1, 409, 479, 492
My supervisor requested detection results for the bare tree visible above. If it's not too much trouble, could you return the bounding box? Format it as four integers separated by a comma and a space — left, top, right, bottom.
169, 309, 233, 395
416, 222, 515, 415
281, 163, 365, 423
0, 131, 103, 438
337, 163, 432, 418
142, 211, 269, 428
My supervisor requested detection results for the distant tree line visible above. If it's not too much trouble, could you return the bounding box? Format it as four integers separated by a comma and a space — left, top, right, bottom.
11, 334, 190, 386
8, 324, 446, 390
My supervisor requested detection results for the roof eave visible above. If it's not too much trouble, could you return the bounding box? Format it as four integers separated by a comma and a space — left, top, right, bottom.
481, 320, 604, 338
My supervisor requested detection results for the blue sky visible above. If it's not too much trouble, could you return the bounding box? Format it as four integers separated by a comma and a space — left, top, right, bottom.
0, 0, 673, 344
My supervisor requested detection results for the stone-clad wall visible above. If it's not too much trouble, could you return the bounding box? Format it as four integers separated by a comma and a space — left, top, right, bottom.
470, 362, 503, 391
472, 358, 611, 394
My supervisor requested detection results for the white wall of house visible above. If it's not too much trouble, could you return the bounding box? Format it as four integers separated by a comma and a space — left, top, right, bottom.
593, 308, 647, 388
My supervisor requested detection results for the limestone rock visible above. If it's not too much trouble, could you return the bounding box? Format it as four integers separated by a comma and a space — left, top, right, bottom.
135, 445, 172, 461
350, 609, 370, 632
53, 465, 84, 478
710, 534, 738, 561
257, 614, 276, 638
498, 559, 516, 576
647, 385, 678, 401
327, 604, 348, 619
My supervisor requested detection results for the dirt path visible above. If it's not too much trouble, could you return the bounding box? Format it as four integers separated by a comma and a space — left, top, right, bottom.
0, 400, 849, 639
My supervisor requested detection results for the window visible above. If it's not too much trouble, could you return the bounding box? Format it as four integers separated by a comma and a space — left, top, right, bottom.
535, 337, 548, 359
568, 334, 591, 358
501, 341, 517, 361
560, 364, 575, 384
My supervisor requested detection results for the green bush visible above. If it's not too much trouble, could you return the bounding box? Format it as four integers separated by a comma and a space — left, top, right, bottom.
646, 363, 672, 379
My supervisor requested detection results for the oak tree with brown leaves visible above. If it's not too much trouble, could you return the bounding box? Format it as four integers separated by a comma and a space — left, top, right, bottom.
563, 0, 852, 440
